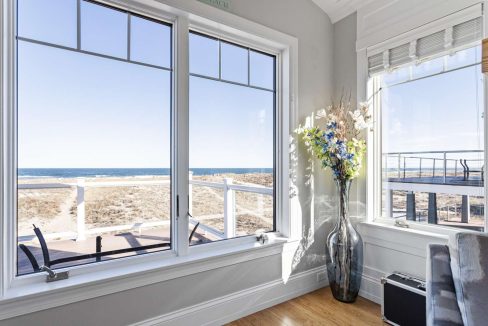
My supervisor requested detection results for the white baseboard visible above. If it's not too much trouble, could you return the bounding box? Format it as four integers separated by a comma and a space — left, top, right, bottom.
359, 275, 382, 304
132, 265, 387, 326
131, 266, 329, 326
359, 266, 385, 305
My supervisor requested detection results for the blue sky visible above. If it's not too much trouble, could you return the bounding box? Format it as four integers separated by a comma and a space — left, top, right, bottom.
382, 47, 484, 164
20, 0, 483, 170
17, 0, 274, 169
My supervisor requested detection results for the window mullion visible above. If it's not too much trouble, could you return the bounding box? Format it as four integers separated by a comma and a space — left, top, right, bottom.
2, 0, 16, 295
127, 13, 131, 60
484, 10, 488, 234
174, 15, 190, 256
76, 0, 81, 50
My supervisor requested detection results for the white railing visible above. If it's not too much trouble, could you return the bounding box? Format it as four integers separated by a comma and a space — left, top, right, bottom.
18, 174, 273, 242
383, 150, 484, 183
188, 175, 272, 239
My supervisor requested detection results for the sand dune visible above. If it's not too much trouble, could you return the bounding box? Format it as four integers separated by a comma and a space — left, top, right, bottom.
18, 173, 274, 238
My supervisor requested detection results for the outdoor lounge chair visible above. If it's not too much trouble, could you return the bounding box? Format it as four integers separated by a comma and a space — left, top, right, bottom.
460, 159, 484, 181
19, 223, 200, 273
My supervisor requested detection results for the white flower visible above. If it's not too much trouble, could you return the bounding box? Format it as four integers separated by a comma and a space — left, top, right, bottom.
315, 108, 327, 120
349, 109, 361, 120
354, 116, 368, 130
359, 102, 369, 109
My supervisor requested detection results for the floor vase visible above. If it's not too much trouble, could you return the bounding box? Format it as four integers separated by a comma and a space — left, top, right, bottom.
326, 179, 363, 303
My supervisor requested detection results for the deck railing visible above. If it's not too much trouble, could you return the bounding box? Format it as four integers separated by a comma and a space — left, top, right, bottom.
383, 150, 484, 183
18, 174, 273, 242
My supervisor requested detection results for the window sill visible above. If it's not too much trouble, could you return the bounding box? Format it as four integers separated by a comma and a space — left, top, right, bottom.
360, 220, 453, 239
358, 220, 451, 258
0, 237, 292, 321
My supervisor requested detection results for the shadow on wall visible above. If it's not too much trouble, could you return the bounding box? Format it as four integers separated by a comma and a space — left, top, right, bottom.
287, 114, 367, 276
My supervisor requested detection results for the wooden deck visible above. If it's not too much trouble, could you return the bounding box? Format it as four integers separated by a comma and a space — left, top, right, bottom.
18, 226, 219, 275
388, 176, 483, 187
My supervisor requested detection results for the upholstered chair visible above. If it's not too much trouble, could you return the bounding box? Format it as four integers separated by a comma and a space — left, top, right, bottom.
427, 233, 488, 326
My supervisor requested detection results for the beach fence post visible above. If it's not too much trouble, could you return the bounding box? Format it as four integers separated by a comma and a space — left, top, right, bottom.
76, 178, 87, 241
189, 171, 193, 216
398, 154, 401, 178
443, 152, 447, 183
223, 178, 236, 238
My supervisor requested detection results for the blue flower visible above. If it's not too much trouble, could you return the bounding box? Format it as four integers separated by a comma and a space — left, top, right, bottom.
325, 132, 334, 140
322, 144, 329, 153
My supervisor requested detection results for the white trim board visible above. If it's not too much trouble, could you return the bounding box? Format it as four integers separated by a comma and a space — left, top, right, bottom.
129, 265, 386, 326
0, 242, 286, 321
358, 265, 388, 305
356, 0, 483, 51
130, 266, 329, 326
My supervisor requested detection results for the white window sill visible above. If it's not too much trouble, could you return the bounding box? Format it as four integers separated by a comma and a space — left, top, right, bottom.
0, 236, 293, 321
360, 220, 453, 240
358, 220, 452, 258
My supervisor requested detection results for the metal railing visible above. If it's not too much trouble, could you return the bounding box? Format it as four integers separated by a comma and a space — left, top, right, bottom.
18, 174, 273, 242
383, 150, 484, 183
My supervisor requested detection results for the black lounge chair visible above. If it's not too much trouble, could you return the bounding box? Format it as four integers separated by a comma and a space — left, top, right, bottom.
460, 159, 484, 181
20, 223, 200, 273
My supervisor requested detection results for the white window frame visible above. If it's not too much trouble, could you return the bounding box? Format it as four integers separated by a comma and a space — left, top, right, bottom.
362, 4, 488, 237
0, 0, 299, 319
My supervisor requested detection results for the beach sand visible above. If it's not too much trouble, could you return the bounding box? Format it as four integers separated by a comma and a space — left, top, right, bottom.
17, 173, 274, 238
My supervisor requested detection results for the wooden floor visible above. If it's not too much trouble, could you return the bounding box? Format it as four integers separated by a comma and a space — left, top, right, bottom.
228, 287, 384, 326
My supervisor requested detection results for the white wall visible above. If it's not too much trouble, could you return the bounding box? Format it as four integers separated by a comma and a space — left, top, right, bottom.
1, 1, 335, 325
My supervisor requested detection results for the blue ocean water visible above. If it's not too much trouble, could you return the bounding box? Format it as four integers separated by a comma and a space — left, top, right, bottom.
18, 168, 273, 178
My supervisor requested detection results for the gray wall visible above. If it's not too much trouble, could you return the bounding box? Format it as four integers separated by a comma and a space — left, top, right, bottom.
2, 1, 335, 325
331, 13, 366, 221
332, 13, 357, 101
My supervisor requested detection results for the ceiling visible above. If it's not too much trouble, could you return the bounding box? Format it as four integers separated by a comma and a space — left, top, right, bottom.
311, 0, 374, 23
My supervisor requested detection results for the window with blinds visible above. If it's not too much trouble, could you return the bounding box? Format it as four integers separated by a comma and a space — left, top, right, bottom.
368, 17, 482, 76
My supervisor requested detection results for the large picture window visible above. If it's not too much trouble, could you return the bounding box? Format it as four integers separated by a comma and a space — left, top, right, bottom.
376, 45, 485, 231
12, 0, 281, 280
17, 0, 173, 275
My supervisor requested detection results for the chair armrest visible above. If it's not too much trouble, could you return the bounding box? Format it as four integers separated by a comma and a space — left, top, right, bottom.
427, 244, 463, 326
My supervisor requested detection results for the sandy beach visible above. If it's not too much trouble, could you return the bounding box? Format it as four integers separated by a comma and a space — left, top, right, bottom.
18, 173, 274, 238
384, 170, 484, 227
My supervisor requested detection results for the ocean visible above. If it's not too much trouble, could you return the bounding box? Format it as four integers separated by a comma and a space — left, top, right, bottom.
18, 168, 273, 178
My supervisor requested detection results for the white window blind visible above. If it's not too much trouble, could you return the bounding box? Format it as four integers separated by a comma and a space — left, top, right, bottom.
368, 17, 482, 76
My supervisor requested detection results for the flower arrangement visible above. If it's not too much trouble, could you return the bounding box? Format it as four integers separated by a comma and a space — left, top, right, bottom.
299, 98, 371, 181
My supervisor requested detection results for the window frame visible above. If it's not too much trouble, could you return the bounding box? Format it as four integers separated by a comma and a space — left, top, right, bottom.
15, 0, 176, 277
187, 28, 277, 245
0, 0, 298, 317
363, 9, 488, 236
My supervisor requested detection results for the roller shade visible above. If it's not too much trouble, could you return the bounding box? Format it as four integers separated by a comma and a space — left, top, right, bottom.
368, 17, 483, 76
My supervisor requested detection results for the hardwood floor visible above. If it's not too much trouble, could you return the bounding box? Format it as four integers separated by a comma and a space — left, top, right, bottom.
228, 287, 384, 326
